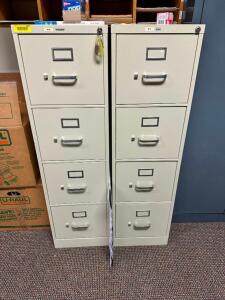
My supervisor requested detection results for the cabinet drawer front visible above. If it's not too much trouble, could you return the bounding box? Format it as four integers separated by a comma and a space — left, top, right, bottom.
19, 35, 104, 105
51, 204, 107, 239
116, 203, 170, 238
33, 108, 106, 161
44, 161, 106, 205
116, 107, 186, 159
116, 161, 177, 203
116, 34, 197, 104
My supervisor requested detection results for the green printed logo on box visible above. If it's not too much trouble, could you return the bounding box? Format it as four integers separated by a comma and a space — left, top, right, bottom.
0, 195, 30, 205
0, 129, 11, 146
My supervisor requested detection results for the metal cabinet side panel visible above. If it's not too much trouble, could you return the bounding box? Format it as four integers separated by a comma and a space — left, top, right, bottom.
12, 33, 56, 238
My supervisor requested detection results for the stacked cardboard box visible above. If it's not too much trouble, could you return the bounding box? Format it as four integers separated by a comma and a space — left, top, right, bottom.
0, 73, 49, 230
62, 0, 82, 22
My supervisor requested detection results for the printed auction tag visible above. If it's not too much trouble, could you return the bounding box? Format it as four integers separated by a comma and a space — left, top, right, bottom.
13, 24, 32, 33
95, 27, 104, 63
107, 178, 113, 267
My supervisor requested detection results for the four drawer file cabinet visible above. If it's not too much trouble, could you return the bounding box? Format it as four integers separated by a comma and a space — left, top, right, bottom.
13, 25, 109, 248
111, 24, 205, 246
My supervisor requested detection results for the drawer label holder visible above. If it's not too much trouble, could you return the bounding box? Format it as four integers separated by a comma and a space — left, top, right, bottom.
146, 47, 167, 61
67, 170, 84, 179
52, 48, 74, 62
136, 210, 150, 217
141, 117, 159, 127
72, 211, 87, 218
61, 118, 80, 128
138, 169, 154, 177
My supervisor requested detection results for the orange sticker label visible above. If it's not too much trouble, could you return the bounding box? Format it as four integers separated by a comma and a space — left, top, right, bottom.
0, 130, 11, 146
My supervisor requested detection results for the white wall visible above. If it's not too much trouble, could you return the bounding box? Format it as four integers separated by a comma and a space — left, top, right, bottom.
0, 27, 19, 72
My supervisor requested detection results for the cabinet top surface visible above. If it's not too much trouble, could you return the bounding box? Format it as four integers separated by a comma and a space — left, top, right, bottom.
11, 24, 108, 35
11, 24, 205, 35
111, 24, 205, 34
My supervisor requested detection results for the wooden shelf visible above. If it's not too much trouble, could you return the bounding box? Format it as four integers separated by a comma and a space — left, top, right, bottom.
135, 0, 184, 23
0, 0, 39, 21
0, 0, 185, 24
87, 0, 134, 23
90, 14, 133, 24
136, 7, 179, 13
0, 0, 62, 23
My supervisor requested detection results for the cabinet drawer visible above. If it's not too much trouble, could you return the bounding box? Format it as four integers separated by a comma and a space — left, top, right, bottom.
116, 202, 170, 238
116, 107, 186, 159
116, 161, 177, 203
51, 204, 107, 239
33, 108, 106, 161
116, 34, 198, 104
19, 35, 104, 105
44, 161, 106, 205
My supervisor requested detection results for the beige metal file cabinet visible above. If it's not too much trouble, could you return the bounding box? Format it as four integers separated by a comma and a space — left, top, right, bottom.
111, 24, 205, 246
13, 25, 109, 248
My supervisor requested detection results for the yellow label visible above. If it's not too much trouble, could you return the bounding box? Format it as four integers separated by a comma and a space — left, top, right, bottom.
13, 24, 32, 33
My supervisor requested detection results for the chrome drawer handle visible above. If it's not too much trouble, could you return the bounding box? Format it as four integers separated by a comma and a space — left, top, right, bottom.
61, 136, 83, 147
67, 183, 87, 194
52, 74, 77, 85
138, 135, 159, 146
142, 73, 167, 84
71, 221, 89, 230
133, 220, 151, 230
135, 181, 154, 192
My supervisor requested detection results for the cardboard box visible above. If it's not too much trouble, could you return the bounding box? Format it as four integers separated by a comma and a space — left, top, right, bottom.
0, 73, 27, 127
0, 180, 49, 230
62, 0, 81, 22
157, 12, 174, 25
0, 116, 39, 188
